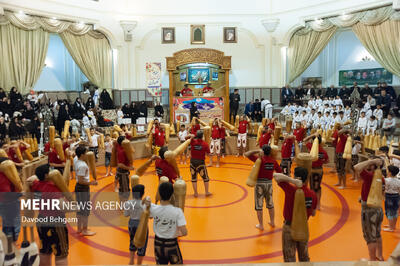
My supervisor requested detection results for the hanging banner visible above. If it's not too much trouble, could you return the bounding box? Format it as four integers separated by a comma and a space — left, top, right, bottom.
173, 97, 224, 124
146, 62, 162, 96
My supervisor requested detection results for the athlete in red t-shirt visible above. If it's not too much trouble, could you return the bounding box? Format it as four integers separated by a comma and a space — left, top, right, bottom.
354, 158, 384, 261
209, 119, 221, 167
189, 131, 211, 197
245, 145, 282, 230
116, 136, 135, 197
154, 147, 178, 183
259, 128, 272, 148
237, 116, 250, 157
180, 85, 193, 96
304, 133, 329, 210
280, 134, 295, 176
273, 168, 317, 262
202, 83, 214, 95
335, 128, 350, 188
26, 163, 70, 263
293, 122, 305, 144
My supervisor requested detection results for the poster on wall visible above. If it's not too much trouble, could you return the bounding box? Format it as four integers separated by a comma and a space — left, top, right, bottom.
173, 97, 224, 123
339, 68, 393, 86
145, 62, 162, 96
188, 68, 210, 84
301, 77, 322, 87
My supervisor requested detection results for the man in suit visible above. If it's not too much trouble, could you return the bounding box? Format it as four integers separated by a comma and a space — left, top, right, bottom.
338, 85, 347, 99
377, 89, 392, 117
382, 82, 396, 101
229, 89, 241, 123
372, 83, 381, 98
359, 83, 372, 101
281, 84, 294, 106
325, 85, 336, 98
350, 82, 361, 95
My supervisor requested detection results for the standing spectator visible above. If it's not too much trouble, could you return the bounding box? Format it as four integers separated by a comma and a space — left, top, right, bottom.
27, 115, 41, 140
154, 101, 164, 119
261, 98, 273, 119
139, 101, 148, 120
372, 84, 381, 99
71, 98, 85, 120
229, 89, 240, 123
9, 87, 23, 111
189, 102, 200, 121
244, 101, 254, 120
0, 116, 7, 139
253, 99, 262, 122
0, 88, 6, 100
57, 102, 71, 135
130, 102, 139, 124
281, 84, 293, 106
99, 89, 114, 110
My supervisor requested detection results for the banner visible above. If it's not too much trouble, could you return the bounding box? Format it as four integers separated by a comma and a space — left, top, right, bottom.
173, 97, 224, 123
339, 68, 392, 86
146, 62, 162, 96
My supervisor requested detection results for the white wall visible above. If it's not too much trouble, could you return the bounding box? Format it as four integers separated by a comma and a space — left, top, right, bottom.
294, 29, 400, 86
0, 0, 394, 89
34, 34, 88, 91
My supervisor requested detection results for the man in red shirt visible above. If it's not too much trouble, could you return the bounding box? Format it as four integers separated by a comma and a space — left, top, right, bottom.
330, 123, 341, 174
48, 146, 66, 174
245, 145, 282, 230
273, 167, 317, 262
280, 133, 295, 176
304, 134, 329, 210
259, 127, 272, 148
116, 136, 135, 199
180, 84, 193, 97
219, 124, 228, 158
27, 164, 69, 265
293, 122, 305, 150
190, 131, 211, 197
336, 128, 350, 189
6, 141, 29, 168
190, 119, 201, 135
155, 147, 178, 183
237, 116, 249, 157
0, 157, 22, 242
151, 119, 166, 156
202, 83, 214, 95
208, 119, 221, 167
354, 158, 384, 261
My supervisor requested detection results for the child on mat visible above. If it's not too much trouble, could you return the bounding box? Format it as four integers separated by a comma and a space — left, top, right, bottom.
104, 134, 113, 177
178, 125, 188, 164
124, 184, 148, 265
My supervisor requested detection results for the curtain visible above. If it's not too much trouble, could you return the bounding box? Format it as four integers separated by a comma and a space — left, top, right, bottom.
0, 23, 49, 93
353, 20, 400, 77
288, 26, 337, 83
60, 31, 112, 88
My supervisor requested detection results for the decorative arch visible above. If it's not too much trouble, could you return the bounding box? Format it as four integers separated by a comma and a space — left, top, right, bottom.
282, 23, 304, 46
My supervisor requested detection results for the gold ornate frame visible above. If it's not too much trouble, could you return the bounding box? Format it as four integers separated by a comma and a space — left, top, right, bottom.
166, 48, 232, 120
190, 25, 205, 44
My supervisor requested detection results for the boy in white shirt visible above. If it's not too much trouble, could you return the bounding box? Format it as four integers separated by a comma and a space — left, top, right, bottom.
299, 110, 308, 127
367, 115, 377, 134
365, 108, 372, 119
313, 112, 323, 129
307, 109, 317, 128
124, 184, 148, 265
383, 113, 396, 139
280, 103, 292, 116
373, 105, 383, 127
315, 96, 323, 107
357, 111, 368, 134
74, 146, 98, 236
89, 128, 101, 160
334, 96, 343, 107
104, 134, 114, 177
344, 105, 351, 119
144, 182, 187, 264
178, 125, 188, 164
322, 112, 331, 130
336, 111, 346, 124
292, 111, 301, 129
330, 112, 338, 128
117, 108, 124, 125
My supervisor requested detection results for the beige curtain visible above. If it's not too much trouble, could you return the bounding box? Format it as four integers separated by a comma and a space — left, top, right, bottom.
288, 26, 337, 83
0, 23, 49, 93
60, 31, 112, 88
353, 20, 400, 77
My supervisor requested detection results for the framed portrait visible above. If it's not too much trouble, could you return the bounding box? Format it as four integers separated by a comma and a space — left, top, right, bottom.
224, 27, 237, 43
162, 27, 175, 44
191, 25, 205, 44
212, 70, 219, 80
180, 71, 187, 81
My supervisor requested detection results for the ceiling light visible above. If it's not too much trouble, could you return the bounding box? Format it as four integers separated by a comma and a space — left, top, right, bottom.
18, 10, 24, 15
